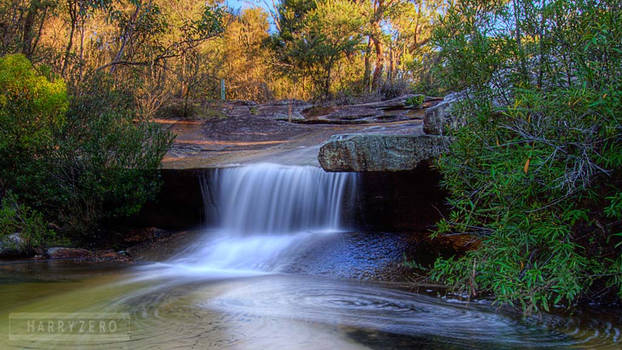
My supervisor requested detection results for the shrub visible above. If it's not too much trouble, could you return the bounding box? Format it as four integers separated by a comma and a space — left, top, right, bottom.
0, 192, 55, 251
0, 54, 68, 193
429, 0, 622, 313
0, 55, 174, 243
379, 78, 411, 100
405, 95, 424, 108
48, 74, 175, 239
154, 99, 204, 120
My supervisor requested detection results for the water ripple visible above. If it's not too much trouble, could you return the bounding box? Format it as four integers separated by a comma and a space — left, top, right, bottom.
198, 276, 620, 349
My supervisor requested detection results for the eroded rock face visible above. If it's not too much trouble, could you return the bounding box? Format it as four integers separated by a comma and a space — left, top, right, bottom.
318, 133, 450, 172
423, 92, 465, 135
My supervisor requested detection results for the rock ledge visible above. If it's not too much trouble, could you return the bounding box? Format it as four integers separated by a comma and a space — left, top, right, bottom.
318, 133, 450, 172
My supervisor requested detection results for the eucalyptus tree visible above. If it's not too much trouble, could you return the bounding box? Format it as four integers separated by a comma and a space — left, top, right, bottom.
0, 0, 56, 58
269, 0, 366, 99
61, 0, 111, 76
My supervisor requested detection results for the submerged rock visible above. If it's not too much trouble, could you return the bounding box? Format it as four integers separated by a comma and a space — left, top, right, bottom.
92, 249, 132, 262
319, 133, 450, 172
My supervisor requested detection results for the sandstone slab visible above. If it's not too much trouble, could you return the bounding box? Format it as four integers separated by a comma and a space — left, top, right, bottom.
318, 133, 450, 172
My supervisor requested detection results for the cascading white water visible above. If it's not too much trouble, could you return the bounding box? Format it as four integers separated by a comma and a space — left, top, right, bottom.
152, 163, 358, 275
203, 163, 356, 234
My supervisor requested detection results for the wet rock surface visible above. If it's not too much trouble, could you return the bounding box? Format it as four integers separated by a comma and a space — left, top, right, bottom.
125, 230, 198, 262
129, 169, 204, 229
353, 165, 448, 232
134, 165, 447, 233
44, 247, 132, 262
285, 231, 411, 280
316, 93, 461, 172
0, 233, 26, 259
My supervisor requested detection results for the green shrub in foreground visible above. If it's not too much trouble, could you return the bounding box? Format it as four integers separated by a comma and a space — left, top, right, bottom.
0, 54, 68, 194
0, 192, 55, 251
0, 54, 174, 244
429, 0, 622, 314
50, 74, 175, 240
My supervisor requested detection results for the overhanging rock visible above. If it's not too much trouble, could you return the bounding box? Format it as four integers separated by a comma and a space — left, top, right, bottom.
318, 133, 450, 172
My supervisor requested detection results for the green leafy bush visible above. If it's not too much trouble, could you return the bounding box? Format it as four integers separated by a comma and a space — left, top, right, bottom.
48, 74, 175, 239
429, 0, 622, 313
405, 95, 425, 108
0, 54, 68, 193
0, 192, 55, 251
0, 55, 174, 244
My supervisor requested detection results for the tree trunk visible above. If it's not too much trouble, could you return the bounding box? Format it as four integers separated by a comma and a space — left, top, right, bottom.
181, 54, 189, 118
62, 1, 77, 76
363, 37, 372, 93
78, 19, 85, 88
30, 7, 47, 58
324, 63, 332, 100
21, 4, 37, 58
389, 45, 394, 84
371, 34, 384, 90
512, 0, 528, 82
370, 0, 385, 90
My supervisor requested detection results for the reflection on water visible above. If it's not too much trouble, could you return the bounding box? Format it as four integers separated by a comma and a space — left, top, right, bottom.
0, 263, 620, 349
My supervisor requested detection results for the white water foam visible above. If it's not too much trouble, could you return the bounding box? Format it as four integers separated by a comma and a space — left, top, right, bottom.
139, 163, 358, 278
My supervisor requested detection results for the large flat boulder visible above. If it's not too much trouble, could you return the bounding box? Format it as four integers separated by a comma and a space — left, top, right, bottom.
318, 133, 450, 172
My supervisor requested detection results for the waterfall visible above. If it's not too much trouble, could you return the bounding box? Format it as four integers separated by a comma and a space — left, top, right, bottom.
201, 163, 357, 234
155, 163, 358, 275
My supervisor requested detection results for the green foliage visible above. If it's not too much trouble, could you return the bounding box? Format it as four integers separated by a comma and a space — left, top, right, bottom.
430, 0, 622, 313
0, 192, 55, 250
403, 253, 428, 271
405, 95, 425, 108
48, 74, 175, 238
271, 0, 366, 99
190, 4, 225, 38
0, 53, 68, 192
0, 55, 174, 244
